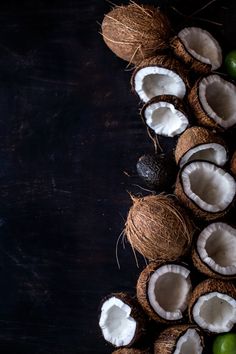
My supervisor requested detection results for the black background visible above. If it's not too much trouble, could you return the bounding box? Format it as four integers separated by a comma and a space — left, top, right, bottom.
0, 0, 234, 353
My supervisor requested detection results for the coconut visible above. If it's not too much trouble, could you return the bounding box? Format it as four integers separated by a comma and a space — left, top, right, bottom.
230, 151, 236, 177
189, 279, 236, 333
171, 27, 222, 74
175, 161, 236, 220
141, 95, 189, 137
131, 56, 188, 103
125, 194, 194, 261
113, 349, 150, 354
101, 3, 172, 65
175, 126, 228, 168
188, 75, 236, 130
154, 324, 204, 354
192, 222, 236, 279
99, 292, 146, 348
137, 262, 192, 323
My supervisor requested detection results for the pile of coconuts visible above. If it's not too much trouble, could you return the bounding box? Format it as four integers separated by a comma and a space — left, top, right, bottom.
98, 2, 236, 353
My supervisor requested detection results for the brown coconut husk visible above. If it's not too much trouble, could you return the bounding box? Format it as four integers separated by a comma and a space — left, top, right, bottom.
113, 349, 150, 354
125, 194, 194, 261
230, 151, 236, 177
101, 3, 172, 65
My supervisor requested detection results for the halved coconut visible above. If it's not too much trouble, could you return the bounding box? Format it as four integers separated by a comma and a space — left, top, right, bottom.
192, 222, 236, 279
137, 262, 192, 323
131, 56, 188, 103
188, 75, 236, 130
189, 279, 236, 333
154, 325, 204, 354
171, 27, 222, 74
99, 293, 146, 347
175, 161, 236, 220
175, 126, 228, 168
230, 151, 236, 177
141, 95, 189, 137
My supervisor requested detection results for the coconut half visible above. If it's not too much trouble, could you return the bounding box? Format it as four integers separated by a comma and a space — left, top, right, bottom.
141, 95, 189, 137
188, 75, 236, 130
171, 27, 222, 73
189, 279, 236, 333
175, 126, 228, 168
132, 56, 188, 103
137, 262, 192, 323
175, 160, 236, 220
192, 222, 236, 279
231, 151, 236, 177
154, 325, 204, 354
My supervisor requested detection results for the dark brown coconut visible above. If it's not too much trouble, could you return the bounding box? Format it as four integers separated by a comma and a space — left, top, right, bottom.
113, 349, 150, 354
101, 3, 172, 65
125, 194, 194, 261
231, 151, 236, 177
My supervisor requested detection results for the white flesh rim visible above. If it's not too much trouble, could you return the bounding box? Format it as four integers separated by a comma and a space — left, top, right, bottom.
99, 297, 136, 347
199, 75, 236, 129
180, 143, 227, 168
144, 101, 189, 137
178, 27, 222, 70
192, 292, 236, 333
173, 329, 203, 354
134, 66, 186, 103
197, 222, 236, 275
148, 264, 191, 321
181, 161, 236, 212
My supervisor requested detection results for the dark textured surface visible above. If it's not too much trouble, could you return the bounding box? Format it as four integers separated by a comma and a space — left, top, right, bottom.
0, 0, 234, 353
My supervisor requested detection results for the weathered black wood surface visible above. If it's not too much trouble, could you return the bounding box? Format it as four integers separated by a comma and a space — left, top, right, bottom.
0, 0, 234, 353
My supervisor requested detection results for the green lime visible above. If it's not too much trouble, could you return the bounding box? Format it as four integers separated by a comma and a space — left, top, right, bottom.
213, 333, 236, 354
225, 50, 236, 78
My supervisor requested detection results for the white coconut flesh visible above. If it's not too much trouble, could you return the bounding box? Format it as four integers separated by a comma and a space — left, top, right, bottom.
173, 329, 203, 354
178, 27, 222, 70
134, 66, 186, 103
180, 143, 227, 168
148, 264, 191, 320
192, 292, 236, 332
181, 161, 236, 212
99, 297, 136, 347
197, 222, 236, 275
144, 101, 189, 137
199, 75, 236, 128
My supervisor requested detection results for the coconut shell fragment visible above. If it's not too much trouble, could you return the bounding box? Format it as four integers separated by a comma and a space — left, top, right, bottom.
230, 151, 236, 177
113, 349, 150, 354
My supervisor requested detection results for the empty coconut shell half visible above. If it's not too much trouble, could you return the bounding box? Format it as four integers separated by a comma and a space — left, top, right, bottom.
189, 279, 236, 333
192, 222, 236, 279
230, 151, 236, 177
137, 262, 192, 323
175, 160, 236, 220
131, 56, 188, 103
171, 27, 222, 74
154, 324, 204, 354
175, 126, 228, 168
188, 74, 236, 130
141, 95, 189, 137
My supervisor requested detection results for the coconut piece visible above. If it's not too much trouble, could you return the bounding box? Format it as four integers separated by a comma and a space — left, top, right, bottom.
175, 161, 236, 220
113, 349, 150, 354
171, 27, 222, 74
154, 325, 204, 354
99, 293, 146, 348
188, 75, 236, 130
125, 194, 194, 261
137, 262, 192, 323
192, 222, 236, 279
189, 279, 236, 333
131, 56, 188, 103
101, 3, 172, 64
230, 151, 236, 177
175, 126, 228, 168
141, 95, 189, 137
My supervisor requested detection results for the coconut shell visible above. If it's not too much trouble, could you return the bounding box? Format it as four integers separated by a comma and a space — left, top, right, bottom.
154, 324, 204, 354
125, 194, 194, 261
102, 4, 172, 65
113, 349, 150, 354
230, 151, 236, 177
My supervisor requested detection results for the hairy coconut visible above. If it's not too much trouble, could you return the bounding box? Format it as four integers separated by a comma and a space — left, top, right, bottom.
137, 262, 192, 323
125, 194, 194, 261
230, 151, 236, 177
175, 126, 228, 168
189, 279, 236, 333
101, 3, 172, 64
113, 349, 150, 354
154, 324, 204, 354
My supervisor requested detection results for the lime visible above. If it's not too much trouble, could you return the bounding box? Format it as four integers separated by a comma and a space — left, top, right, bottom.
225, 50, 236, 78
213, 333, 236, 354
